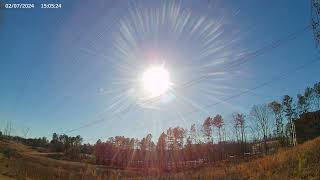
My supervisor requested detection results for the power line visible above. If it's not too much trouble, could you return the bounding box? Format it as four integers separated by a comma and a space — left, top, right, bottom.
61, 25, 312, 134
63, 101, 136, 134
177, 56, 320, 118
142, 25, 311, 104
63, 55, 320, 135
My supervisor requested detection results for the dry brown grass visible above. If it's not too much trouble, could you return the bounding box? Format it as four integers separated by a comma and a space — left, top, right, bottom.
168, 137, 320, 180
0, 137, 320, 179
237, 137, 320, 179
0, 140, 143, 179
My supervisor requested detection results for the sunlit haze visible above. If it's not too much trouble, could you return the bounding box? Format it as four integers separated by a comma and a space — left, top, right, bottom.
0, 0, 319, 143
141, 65, 171, 98
1, 0, 320, 178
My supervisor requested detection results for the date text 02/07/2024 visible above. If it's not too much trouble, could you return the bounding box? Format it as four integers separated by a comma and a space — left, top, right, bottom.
0, 3, 62, 9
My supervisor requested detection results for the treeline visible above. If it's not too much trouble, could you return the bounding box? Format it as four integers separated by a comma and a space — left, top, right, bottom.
1, 82, 319, 169
0, 132, 93, 160
92, 81, 320, 169
93, 131, 252, 169
0, 134, 49, 148
49, 133, 93, 159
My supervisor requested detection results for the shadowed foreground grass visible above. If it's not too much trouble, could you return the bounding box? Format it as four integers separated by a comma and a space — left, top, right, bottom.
0, 137, 320, 179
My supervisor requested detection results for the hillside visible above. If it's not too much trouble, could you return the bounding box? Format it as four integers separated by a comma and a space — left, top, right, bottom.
171, 137, 320, 179
1, 137, 320, 179
0, 140, 143, 179
296, 110, 320, 144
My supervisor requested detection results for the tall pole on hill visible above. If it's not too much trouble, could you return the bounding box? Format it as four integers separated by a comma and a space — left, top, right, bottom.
311, 0, 320, 46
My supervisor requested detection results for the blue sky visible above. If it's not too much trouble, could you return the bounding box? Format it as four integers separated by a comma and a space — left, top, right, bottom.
0, 0, 319, 143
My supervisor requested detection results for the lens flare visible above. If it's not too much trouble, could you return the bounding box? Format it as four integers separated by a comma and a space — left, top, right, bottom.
97, 0, 245, 116
141, 65, 171, 97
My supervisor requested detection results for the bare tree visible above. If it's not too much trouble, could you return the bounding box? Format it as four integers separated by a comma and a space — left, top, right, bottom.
282, 95, 297, 146
212, 114, 224, 143
173, 127, 186, 150
297, 94, 309, 116
190, 124, 203, 144
190, 124, 197, 144
250, 104, 271, 153
233, 113, 246, 154
202, 117, 212, 143
156, 132, 167, 169
268, 101, 284, 145
4, 120, 12, 137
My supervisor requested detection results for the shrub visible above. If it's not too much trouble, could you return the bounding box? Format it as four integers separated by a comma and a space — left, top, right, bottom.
0, 147, 18, 158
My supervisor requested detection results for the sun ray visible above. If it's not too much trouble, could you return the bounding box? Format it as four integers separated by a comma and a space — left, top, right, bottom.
91, 0, 245, 125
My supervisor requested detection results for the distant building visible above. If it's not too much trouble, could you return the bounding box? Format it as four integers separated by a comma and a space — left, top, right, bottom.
251, 140, 280, 154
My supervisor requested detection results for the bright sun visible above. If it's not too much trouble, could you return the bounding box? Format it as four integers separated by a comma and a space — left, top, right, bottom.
141, 65, 171, 97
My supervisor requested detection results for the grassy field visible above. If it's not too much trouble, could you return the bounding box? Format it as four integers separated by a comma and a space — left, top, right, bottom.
0, 137, 319, 179
170, 137, 320, 180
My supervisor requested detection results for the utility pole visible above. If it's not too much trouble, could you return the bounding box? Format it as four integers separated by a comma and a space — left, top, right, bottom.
311, 0, 320, 46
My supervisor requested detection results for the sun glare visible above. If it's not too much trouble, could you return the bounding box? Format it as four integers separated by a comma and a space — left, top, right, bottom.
141, 65, 171, 97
